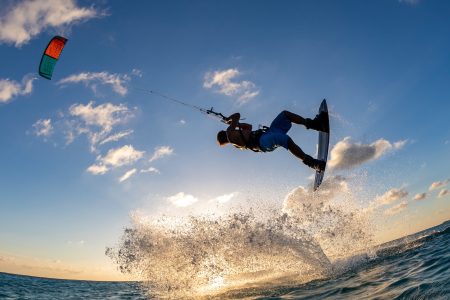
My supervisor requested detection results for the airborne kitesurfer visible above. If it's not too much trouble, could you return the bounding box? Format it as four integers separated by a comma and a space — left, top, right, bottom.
217, 110, 327, 171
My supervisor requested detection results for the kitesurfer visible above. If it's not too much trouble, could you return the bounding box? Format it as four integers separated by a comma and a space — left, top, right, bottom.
217, 110, 327, 171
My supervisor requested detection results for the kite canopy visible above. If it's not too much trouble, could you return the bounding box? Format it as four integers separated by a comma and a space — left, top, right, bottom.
38, 36, 68, 80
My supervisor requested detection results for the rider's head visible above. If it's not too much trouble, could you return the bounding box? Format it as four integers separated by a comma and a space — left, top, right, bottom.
217, 130, 229, 146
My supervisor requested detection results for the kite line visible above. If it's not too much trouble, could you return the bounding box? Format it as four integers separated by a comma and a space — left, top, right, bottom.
133, 87, 242, 124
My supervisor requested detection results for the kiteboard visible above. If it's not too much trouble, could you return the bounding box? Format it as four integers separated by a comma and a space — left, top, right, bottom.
313, 99, 330, 191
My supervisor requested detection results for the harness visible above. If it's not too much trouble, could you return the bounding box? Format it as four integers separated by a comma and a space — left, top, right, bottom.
237, 127, 268, 152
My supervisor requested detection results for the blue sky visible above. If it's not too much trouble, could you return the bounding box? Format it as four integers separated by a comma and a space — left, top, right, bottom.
0, 0, 449, 280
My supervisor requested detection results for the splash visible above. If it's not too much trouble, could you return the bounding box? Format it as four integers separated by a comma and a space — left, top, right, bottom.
107, 176, 373, 298
283, 175, 373, 260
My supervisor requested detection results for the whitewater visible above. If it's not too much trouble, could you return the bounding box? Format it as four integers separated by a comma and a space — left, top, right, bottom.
103, 176, 448, 299
1, 176, 449, 299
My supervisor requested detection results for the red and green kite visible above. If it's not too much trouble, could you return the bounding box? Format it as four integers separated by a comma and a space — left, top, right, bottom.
38, 36, 68, 80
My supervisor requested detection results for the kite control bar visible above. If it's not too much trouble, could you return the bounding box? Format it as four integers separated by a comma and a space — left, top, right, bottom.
204, 107, 228, 123
204, 107, 246, 124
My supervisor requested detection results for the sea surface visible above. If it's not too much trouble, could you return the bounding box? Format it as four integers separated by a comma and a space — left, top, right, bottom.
1, 220, 449, 299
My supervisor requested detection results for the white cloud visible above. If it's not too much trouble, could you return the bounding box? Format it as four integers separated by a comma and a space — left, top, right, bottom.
32, 119, 53, 137
375, 188, 408, 206
167, 192, 198, 207
203, 68, 259, 104
328, 137, 406, 169
87, 145, 144, 175
119, 168, 137, 183
238, 90, 259, 103
101, 145, 144, 168
140, 167, 160, 174
0, 0, 98, 47
68, 101, 134, 151
384, 201, 408, 216
149, 146, 174, 162
413, 193, 426, 201
70, 102, 132, 133
33, 102, 134, 151
429, 179, 449, 191
438, 189, 449, 198
86, 164, 108, 175
367, 187, 408, 212
212, 193, 236, 204
99, 129, 133, 145
59, 72, 130, 96
0, 75, 35, 103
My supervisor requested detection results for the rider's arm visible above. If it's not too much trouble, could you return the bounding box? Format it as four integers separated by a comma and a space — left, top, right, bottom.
238, 123, 252, 131
226, 113, 241, 130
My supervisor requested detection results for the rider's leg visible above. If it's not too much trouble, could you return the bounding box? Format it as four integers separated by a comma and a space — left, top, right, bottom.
287, 137, 307, 160
283, 110, 327, 132
287, 138, 325, 171
282, 111, 307, 126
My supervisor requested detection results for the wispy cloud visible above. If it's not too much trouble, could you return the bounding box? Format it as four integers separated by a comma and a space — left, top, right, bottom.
98, 145, 144, 168
149, 146, 174, 162
131, 68, 143, 77
99, 129, 133, 145
0, 75, 35, 103
429, 179, 449, 191
328, 137, 407, 169
32, 101, 147, 180
413, 193, 426, 201
140, 167, 160, 174
87, 145, 145, 175
203, 68, 259, 105
212, 193, 236, 204
438, 189, 449, 198
329, 111, 352, 127
367, 187, 409, 212
0, 0, 98, 47
33, 101, 135, 152
86, 164, 108, 175
384, 201, 408, 216
69, 102, 132, 133
68, 101, 134, 151
58, 72, 131, 96
119, 168, 137, 183
375, 188, 409, 206
167, 192, 198, 207
32, 119, 53, 137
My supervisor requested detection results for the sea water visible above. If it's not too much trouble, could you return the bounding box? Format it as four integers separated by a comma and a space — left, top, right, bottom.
1, 221, 449, 299
1, 175, 449, 299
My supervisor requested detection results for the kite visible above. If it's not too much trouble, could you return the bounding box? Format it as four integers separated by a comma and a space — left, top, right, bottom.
38, 36, 68, 80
